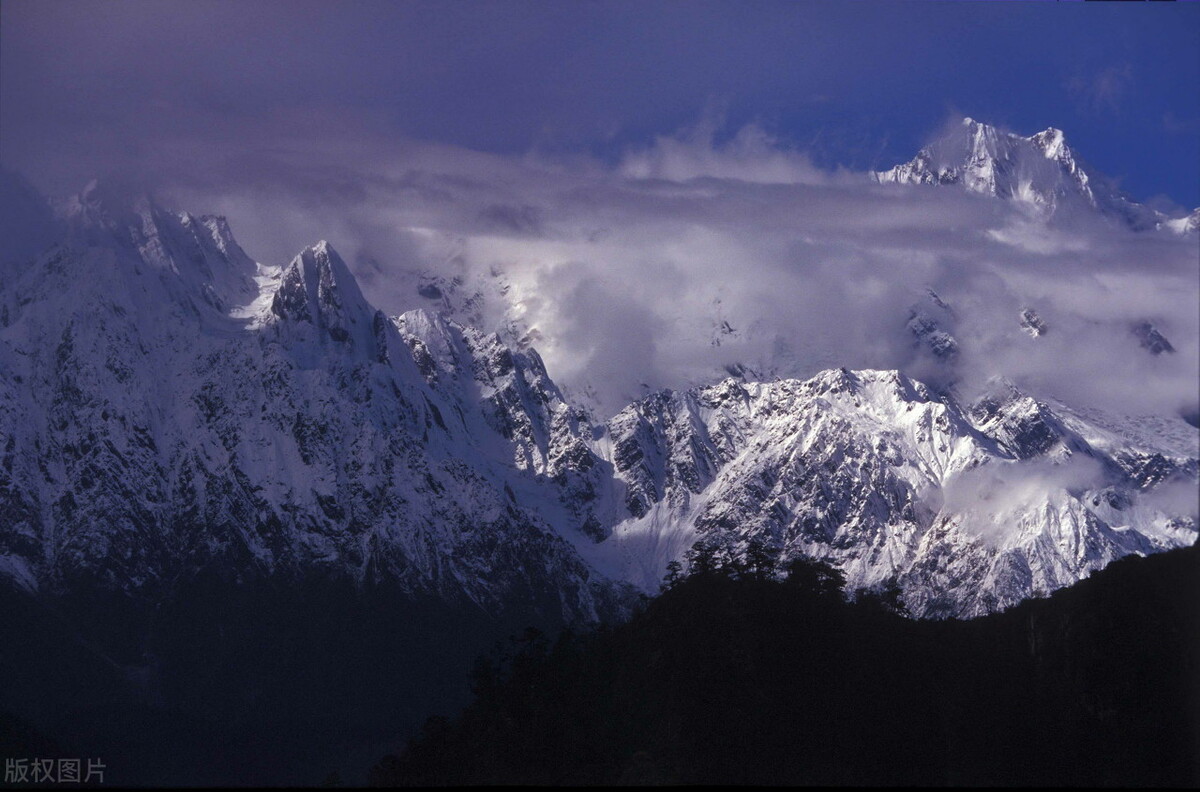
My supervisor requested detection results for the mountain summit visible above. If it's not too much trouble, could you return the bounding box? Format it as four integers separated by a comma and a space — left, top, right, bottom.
876, 118, 1192, 231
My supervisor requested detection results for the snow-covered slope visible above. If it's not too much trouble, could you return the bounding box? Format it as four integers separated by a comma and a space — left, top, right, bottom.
595, 369, 1195, 617
0, 187, 628, 622
0, 184, 1195, 621
876, 118, 1197, 232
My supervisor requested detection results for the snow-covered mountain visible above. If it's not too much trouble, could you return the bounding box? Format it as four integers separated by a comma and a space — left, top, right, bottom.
598, 370, 1195, 617
876, 118, 1198, 232
0, 184, 628, 622
0, 181, 1195, 621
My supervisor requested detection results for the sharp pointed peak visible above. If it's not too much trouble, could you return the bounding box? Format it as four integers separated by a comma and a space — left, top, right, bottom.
288, 239, 349, 271
293, 238, 338, 260
1029, 126, 1071, 159
275, 238, 373, 331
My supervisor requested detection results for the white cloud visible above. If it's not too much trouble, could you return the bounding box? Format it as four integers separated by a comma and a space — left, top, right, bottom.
618, 118, 829, 185
80, 118, 1197, 427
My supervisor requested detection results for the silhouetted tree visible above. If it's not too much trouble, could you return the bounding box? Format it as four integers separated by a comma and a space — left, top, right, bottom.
783, 556, 845, 599
684, 536, 727, 578
855, 579, 908, 616
660, 560, 685, 592
738, 536, 777, 582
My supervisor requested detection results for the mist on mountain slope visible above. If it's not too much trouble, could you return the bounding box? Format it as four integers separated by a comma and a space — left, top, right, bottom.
91, 119, 1192, 427
3, 116, 1197, 428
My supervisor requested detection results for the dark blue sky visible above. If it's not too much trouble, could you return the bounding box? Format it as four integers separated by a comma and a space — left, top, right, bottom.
2, 0, 1198, 207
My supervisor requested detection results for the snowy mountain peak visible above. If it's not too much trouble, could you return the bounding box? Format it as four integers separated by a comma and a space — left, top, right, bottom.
876, 118, 1170, 230
50, 180, 261, 312
269, 240, 378, 352
802, 367, 927, 403
1029, 126, 1068, 161
63, 181, 252, 273
1163, 207, 1200, 234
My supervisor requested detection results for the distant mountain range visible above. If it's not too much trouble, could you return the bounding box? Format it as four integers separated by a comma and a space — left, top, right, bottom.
1, 135, 1195, 623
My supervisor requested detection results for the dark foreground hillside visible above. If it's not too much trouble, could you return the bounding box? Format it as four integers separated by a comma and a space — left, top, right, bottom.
0, 577, 571, 786
371, 544, 1200, 786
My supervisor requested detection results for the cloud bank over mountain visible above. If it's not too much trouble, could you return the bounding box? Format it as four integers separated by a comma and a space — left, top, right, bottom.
3, 0, 1194, 425
81, 119, 1185, 430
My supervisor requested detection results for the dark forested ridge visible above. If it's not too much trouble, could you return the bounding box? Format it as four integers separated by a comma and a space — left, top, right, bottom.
370, 543, 1200, 787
